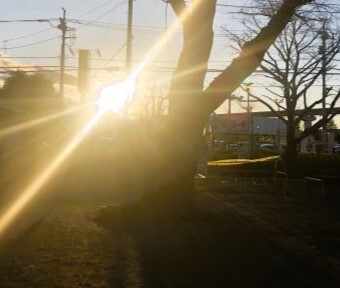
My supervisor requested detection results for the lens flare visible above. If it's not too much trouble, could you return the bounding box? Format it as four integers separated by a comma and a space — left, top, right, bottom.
0, 105, 84, 140
96, 78, 136, 114
0, 0, 204, 239
95, 51, 156, 114
0, 108, 103, 237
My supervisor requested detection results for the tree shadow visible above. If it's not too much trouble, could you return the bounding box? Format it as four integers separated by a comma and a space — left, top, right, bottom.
95, 205, 339, 288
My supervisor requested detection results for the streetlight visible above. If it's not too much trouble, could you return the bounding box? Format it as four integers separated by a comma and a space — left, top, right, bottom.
275, 99, 284, 148
244, 82, 253, 157
255, 125, 260, 147
319, 19, 330, 152
228, 94, 240, 114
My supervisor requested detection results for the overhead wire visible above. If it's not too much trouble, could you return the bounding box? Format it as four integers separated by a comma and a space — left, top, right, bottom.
0, 56, 60, 59
1, 27, 54, 43
93, 42, 127, 78
69, 0, 128, 70
3, 36, 60, 50
0, 18, 57, 23
1, 1, 339, 83
76, 0, 119, 19
0, 1, 128, 80
7, 65, 338, 76
76, 0, 126, 30
2, 2, 336, 52
0, 18, 60, 51
0, 0, 119, 45
0, 0, 123, 51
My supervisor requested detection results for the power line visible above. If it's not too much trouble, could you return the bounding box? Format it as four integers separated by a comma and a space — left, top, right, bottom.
93, 42, 127, 77
1, 28, 53, 43
76, 0, 126, 29
58, 8, 67, 97
2, 36, 60, 50
0, 1, 119, 44
76, 0, 119, 19
0, 56, 59, 59
0, 65, 71, 69
0, 18, 58, 23
216, 4, 257, 9
216, 2, 340, 9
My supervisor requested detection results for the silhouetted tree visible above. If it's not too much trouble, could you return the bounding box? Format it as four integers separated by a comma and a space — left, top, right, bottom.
225, 1, 340, 176
139, 85, 168, 117
122, 0, 315, 217
0, 71, 57, 98
326, 119, 338, 130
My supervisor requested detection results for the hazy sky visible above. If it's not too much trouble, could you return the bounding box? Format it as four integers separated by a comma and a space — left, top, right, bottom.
0, 1, 237, 67
0, 0, 339, 117
0, 0, 242, 110
0, 1, 180, 66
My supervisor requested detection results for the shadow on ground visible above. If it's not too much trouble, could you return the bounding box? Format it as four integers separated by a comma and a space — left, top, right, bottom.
96, 205, 339, 288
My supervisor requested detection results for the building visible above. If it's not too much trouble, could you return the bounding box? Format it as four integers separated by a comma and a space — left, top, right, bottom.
208, 113, 286, 148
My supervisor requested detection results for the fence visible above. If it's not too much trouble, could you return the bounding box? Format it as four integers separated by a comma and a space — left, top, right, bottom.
200, 170, 326, 201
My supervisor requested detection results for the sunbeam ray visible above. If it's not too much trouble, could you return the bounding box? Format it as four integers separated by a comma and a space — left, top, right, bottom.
0, 0, 204, 238
0, 108, 104, 237
0, 105, 86, 139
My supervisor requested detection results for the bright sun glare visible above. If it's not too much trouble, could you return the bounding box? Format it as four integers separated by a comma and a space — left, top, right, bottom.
0, 0, 203, 238
96, 78, 136, 114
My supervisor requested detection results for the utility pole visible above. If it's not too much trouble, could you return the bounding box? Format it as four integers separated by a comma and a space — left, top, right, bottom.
320, 20, 329, 152
126, 0, 133, 72
228, 95, 239, 114
275, 99, 284, 148
123, 0, 134, 118
244, 83, 253, 158
58, 8, 67, 98
78, 49, 91, 103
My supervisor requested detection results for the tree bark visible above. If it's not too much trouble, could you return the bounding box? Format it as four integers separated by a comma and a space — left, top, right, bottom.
284, 122, 299, 177
121, 0, 314, 218
159, 0, 217, 209
168, 0, 216, 116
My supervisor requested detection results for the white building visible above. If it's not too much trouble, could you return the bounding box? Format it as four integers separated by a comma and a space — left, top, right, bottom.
208, 113, 286, 147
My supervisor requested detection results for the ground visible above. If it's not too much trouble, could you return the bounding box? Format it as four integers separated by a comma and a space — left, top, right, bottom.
0, 182, 340, 288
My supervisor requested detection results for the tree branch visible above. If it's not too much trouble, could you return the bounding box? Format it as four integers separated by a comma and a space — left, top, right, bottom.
166, 0, 188, 22
249, 92, 288, 124
204, 0, 313, 114
168, 0, 217, 116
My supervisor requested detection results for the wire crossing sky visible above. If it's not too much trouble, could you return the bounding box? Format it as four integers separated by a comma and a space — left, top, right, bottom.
0, 0, 339, 115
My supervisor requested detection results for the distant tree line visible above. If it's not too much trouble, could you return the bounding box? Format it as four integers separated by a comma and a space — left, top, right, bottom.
0, 71, 57, 98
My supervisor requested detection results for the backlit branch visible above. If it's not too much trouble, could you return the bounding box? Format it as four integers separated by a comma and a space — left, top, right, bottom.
204, 0, 313, 114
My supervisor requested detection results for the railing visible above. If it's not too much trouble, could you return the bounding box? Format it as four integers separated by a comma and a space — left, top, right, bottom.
202, 170, 326, 200
207, 170, 277, 194
304, 177, 325, 201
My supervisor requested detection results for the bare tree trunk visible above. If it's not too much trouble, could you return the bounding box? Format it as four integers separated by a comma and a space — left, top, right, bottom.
158, 115, 206, 206
159, 1, 217, 208
121, 0, 314, 218
284, 123, 299, 177
163, 0, 313, 196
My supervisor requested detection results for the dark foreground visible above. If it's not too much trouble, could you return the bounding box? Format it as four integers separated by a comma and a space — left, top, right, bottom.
1, 101, 339, 287
0, 189, 339, 288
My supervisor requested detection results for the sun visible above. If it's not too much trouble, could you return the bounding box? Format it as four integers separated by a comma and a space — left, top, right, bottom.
96, 78, 136, 114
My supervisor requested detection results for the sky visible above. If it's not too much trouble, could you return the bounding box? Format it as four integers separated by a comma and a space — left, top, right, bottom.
0, 1, 243, 107
0, 0, 340, 119
0, 0, 237, 61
